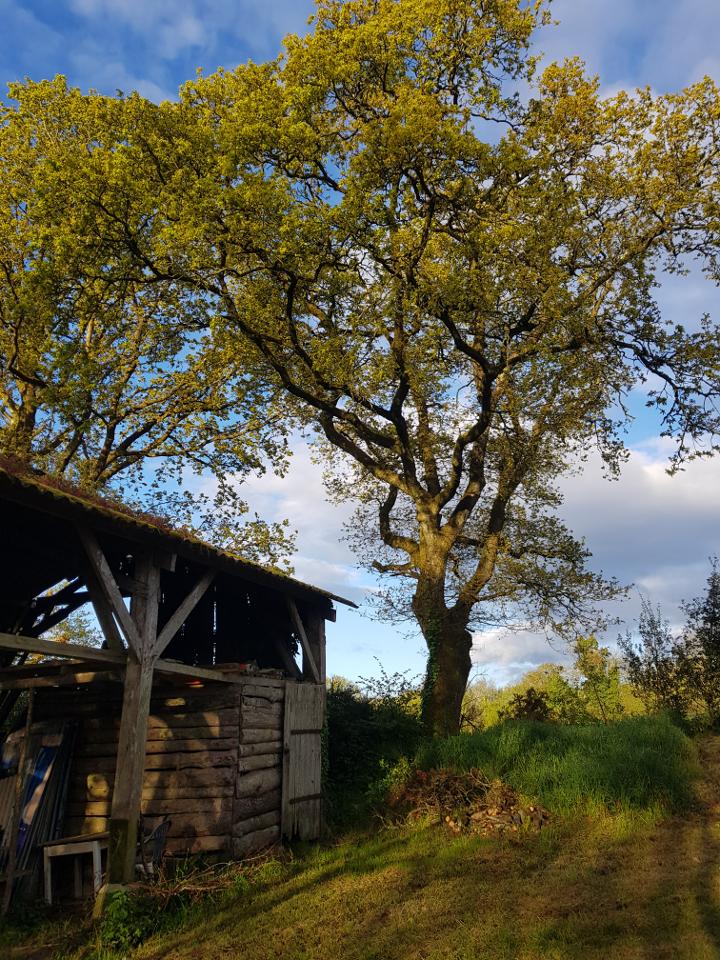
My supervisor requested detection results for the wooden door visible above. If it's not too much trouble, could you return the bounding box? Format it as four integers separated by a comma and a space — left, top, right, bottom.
281, 682, 324, 840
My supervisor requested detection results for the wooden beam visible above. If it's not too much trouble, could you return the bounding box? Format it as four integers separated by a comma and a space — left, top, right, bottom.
81, 561, 125, 652
286, 598, 320, 683
154, 658, 241, 685
0, 631, 126, 666
108, 553, 160, 884
0, 669, 122, 690
76, 526, 141, 652
153, 570, 215, 658
304, 610, 327, 684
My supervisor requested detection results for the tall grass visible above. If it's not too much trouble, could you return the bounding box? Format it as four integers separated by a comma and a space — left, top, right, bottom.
416, 716, 698, 815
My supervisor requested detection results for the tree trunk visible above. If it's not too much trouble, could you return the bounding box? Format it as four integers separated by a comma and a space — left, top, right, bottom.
412, 581, 472, 738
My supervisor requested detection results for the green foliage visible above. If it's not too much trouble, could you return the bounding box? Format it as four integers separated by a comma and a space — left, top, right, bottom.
498, 687, 554, 722
680, 560, 720, 723
619, 598, 691, 717
325, 667, 424, 826
96, 889, 160, 952
416, 716, 698, 816
619, 561, 720, 726
571, 635, 625, 724
10, 0, 720, 734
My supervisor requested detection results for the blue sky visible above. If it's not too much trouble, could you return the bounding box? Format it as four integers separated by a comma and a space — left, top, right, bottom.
3, 0, 720, 686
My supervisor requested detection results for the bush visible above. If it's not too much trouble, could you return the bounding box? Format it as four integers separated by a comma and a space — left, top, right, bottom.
325, 668, 424, 826
416, 716, 698, 816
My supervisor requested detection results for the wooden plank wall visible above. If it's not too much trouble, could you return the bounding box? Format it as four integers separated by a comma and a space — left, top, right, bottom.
34, 676, 287, 858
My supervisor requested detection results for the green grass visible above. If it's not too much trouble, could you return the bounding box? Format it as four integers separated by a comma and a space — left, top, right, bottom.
416, 716, 699, 816
5, 720, 710, 960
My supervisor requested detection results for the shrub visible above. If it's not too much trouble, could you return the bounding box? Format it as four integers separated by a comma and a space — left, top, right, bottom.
325, 668, 424, 826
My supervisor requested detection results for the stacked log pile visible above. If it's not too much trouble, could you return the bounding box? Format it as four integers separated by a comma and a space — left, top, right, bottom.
34, 675, 286, 858
232, 682, 284, 858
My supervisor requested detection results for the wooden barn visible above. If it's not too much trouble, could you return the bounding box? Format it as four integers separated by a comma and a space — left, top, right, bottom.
0, 460, 353, 902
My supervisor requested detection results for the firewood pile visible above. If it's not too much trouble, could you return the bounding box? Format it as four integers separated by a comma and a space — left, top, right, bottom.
387, 768, 550, 836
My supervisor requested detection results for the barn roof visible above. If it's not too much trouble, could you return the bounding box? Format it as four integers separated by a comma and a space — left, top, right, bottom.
0, 457, 356, 611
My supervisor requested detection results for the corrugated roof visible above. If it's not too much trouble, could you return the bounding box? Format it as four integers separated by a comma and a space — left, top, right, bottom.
0, 456, 357, 609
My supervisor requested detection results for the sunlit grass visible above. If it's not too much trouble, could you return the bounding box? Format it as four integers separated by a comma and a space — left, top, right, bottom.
416, 716, 699, 817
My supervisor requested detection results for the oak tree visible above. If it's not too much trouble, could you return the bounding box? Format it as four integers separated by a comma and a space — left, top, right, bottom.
6, 0, 720, 733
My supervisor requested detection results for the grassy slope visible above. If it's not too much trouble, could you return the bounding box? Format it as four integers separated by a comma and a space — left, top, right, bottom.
8, 721, 720, 960
128, 727, 720, 960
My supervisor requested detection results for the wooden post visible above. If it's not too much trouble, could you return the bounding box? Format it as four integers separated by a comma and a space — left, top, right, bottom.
107, 554, 160, 884
304, 610, 327, 684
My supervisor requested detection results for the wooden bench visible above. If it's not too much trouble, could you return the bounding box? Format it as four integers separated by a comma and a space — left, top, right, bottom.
40, 832, 109, 904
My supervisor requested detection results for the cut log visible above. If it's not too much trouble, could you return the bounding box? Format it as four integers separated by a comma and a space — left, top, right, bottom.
241, 686, 285, 702
232, 810, 280, 838
72, 777, 237, 801
79, 738, 237, 757
242, 696, 283, 712
238, 754, 281, 773
160, 812, 232, 838
81, 721, 238, 741
238, 741, 282, 757
231, 825, 280, 859
232, 789, 281, 821
241, 709, 283, 730
235, 768, 282, 798
164, 835, 230, 855
239, 728, 283, 744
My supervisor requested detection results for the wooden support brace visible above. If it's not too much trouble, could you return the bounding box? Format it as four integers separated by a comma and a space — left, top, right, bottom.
81, 559, 125, 652
153, 570, 215, 657
76, 526, 141, 652
0, 631, 126, 666
286, 598, 320, 683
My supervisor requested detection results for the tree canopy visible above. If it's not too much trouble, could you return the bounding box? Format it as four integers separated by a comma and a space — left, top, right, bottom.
3, 0, 720, 732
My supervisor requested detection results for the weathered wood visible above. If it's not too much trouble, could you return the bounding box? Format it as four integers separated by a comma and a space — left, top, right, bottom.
153, 659, 243, 685
235, 767, 282, 798
144, 722, 238, 739
72, 777, 235, 801
286, 598, 320, 683
74, 750, 238, 773
154, 570, 215, 657
242, 690, 285, 710
241, 685, 285, 702
238, 754, 281, 773
67, 797, 228, 818
108, 552, 160, 884
233, 788, 281, 821
108, 656, 154, 882
0, 669, 122, 690
231, 825, 280, 859
0, 632, 126, 666
239, 727, 283, 744
238, 741, 282, 757
304, 609, 327, 684
76, 526, 141, 652
232, 810, 280, 838
271, 635, 302, 679
82, 556, 126, 651
78, 738, 237, 757
165, 835, 229, 855
161, 812, 232, 838
143, 767, 235, 789
152, 689, 241, 710
76, 714, 239, 736
241, 708, 283, 730
282, 682, 325, 842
